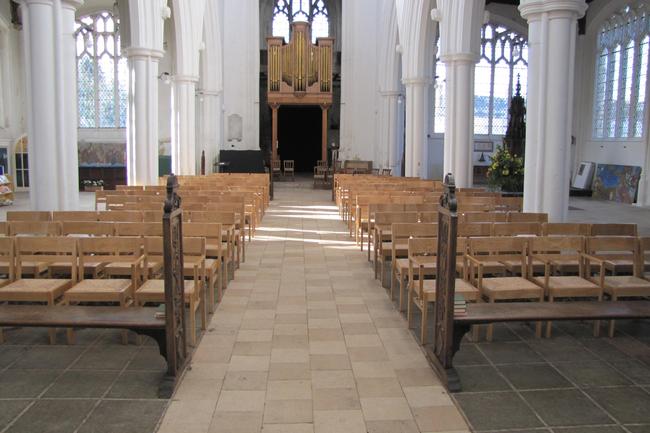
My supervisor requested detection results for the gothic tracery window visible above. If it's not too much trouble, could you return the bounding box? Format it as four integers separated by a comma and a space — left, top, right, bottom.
272, 0, 329, 43
75, 11, 128, 129
592, 4, 649, 139
433, 23, 528, 136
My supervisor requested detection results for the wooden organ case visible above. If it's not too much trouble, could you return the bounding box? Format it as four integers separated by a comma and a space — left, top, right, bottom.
267, 22, 334, 162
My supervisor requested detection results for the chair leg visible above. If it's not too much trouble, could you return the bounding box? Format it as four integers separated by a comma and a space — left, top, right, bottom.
189, 300, 197, 346
421, 303, 428, 345
546, 296, 554, 338
207, 274, 215, 314
486, 298, 494, 342
0, 328, 4, 344
407, 287, 413, 328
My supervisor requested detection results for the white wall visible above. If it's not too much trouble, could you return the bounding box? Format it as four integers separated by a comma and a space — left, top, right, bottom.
222, 0, 259, 151
573, 0, 650, 205
339, 0, 382, 163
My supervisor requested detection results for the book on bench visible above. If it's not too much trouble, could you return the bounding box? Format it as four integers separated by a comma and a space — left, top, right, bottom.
454, 295, 467, 317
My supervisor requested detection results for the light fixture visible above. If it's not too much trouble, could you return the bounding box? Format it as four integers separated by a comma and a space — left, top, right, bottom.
158, 72, 172, 85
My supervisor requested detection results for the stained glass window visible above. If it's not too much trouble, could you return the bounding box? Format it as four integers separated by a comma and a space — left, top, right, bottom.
433, 23, 528, 136
272, 0, 329, 43
75, 12, 127, 129
593, 3, 649, 139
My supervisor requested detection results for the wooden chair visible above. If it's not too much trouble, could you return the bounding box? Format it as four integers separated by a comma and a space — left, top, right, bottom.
63, 237, 145, 344
418, 212, 439, 223
458, 223, 493, 238
114, 222, 163, 237
529, 236, 602, 337
136, 236, 206, 345
491, 222, 541, 237
508, 212, 548, 223
52, 211, 99, 222
389, 223, 438, 309
8, 221, 61, 237
0, 222, 7, 236
542, 223, 591, 236
183, 223, 224, 309
283, 160, 295, 180
143, 211, 163, 223
0, 237, 77, 344
590, 223, 637, 237
6, 211, 52, 222
584, 236, 650, 337
97, 211, 143, 222
189, 211, 238, 269
0, 237, 14, 288
463, 212, 507, 224
61, 221, 115, 237
381, 168, 392, 176
640, 237, 650, 280
272, 159, 282, 178
407, 237, 478, 344
372, 211, 418, 268
314, 166, 327, 188
467, 236, 544, 341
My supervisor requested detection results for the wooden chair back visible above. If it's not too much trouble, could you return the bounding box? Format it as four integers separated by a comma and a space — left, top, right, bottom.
97, 211, 143, 222
77, 237, 144, 282
639, 237, 650, 274
469, 236, 529, 277
418, 211, 439, 223
284, 160, 295, 173
374, 212, 419, 227
381, 168, 392, 176
463, 212, 507, 223
542, 223, 591, 236
528, 236, 585, 277
272, 160, 281, 173
52, 211, 99, 222
61, 221, 115, 237
585, 236, 639, 276
183, 223, 223, 257
122, 202, 163, 211
458, 223, 493, 238
0, 222, 7, 236
7, 211, 52, 222
9, 221, 61, 236
115, 222, 163, 237
16, 236, 77, 280
491, 222, 541, 237
143, 210, 163, 222
508, 212, 548, 223
590, 223, 637, 237
0, 237, 14, 280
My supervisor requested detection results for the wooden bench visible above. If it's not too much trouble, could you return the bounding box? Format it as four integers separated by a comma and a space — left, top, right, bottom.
0, 174, 190, 398
427, 174, 650, 394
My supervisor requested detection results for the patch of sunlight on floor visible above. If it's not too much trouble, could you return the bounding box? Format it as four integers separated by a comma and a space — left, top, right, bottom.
270, 214, 341, 220
254, 235, 356, 245
256, 227, 348, 235
278, 205, 338, 211
267, 209, 339, 216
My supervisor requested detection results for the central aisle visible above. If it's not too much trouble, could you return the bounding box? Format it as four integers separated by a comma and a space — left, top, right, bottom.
156, 181, 469, 433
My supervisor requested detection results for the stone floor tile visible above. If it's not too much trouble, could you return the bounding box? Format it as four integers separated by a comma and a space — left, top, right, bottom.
497, 364, 572, 390
267, 380, 312, 400
228, 355, 270, 371
0, 400, 31, 430
360, 397, 413, 421
208, 411, 263, 433
585, 386, 650, 424
269, 362, 312, 380
44, 370, 117, 398
412, 405, 469, 432
216, 390, 266, 412
352, 361, 397, 378
522, 389, 612, 426
313, 387, 361, 410
454, 392, 543, 430
403, 386, 454, 408
365, 419, 420, 433
311, 370, 356, 389
553, 361, 632, 387
6, 399, 95, 433
223, 371, 269, 390
310, 354, 351, 370
261, 424, 314, 433
77, 400, 167, 433
355, 377, 404, 398
313, 410, 366, 433
271, 348, 309, 363
263, 399, 313, 424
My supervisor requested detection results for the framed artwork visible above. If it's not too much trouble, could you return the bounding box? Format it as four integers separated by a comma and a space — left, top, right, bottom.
592, 164, 642, 204
474, 141, 493, 152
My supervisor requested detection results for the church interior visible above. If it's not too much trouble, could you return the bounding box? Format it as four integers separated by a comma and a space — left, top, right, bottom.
0, 0, 649, 432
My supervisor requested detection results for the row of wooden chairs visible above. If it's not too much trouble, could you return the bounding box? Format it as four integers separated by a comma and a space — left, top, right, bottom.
0, 233, 232, 346
406, 235, 650, 344
272, 160, 294, 179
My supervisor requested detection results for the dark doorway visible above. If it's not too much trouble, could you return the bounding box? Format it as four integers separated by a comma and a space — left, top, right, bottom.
278, 105, 321, 173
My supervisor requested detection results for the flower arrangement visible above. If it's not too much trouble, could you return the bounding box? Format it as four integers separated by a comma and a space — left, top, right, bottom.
486, 145, 524, 192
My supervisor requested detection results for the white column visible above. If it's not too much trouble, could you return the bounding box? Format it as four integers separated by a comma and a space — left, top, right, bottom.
403, 79, 428, 178
443, 55, 476, 188
126, 48, 162, 185
380, 91, 401, 175
20, 0, 60, 211
172, 75, 198, 175
198, 90, 222, 174
519, 0, 587, 221
433, 0, 484, 188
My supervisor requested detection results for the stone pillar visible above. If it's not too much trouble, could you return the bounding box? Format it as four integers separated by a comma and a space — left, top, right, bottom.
403, 79, 428, 178
59, 0, 83, 210
442, 55, 476, 188
172, 75, 198, 175
126, 48, 162, 185
20, 0, 83, 211
199, 90, 222, 174
519, 0, 587, 221
380, 91, 401, 175
432, 0, 485, 188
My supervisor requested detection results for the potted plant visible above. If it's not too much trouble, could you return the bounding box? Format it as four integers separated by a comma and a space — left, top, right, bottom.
82, 179, 105, 192
486, 145, 524, 193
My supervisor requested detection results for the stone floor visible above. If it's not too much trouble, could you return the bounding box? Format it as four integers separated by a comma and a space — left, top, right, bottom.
0, 181, 649, 433
156, 180, 467, 433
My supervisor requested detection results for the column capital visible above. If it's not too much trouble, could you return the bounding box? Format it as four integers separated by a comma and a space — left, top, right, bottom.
125, 47, 165, 60
61, 0, 84, 11
519, 0, 587, 21
17, 0, 54, 6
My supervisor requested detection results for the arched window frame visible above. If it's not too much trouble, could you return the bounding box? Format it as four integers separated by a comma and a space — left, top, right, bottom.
592, 4, 649, 140
75, 11, 128, 129
272, 0, 329, 43
433, 23, 529, 137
